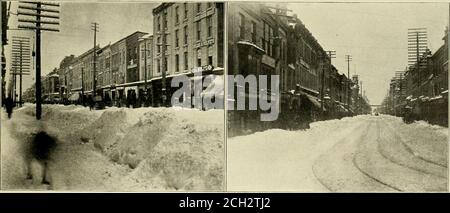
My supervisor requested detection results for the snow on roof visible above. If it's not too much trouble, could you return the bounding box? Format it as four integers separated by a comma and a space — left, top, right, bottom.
48, 73, 59, 78
237, 41, 265, 53
430, 95, 443, 101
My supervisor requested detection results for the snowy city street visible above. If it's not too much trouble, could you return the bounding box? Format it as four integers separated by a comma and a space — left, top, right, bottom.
1, 104, 224, 191
1, 1, 448, 197
228, 115, 448, 192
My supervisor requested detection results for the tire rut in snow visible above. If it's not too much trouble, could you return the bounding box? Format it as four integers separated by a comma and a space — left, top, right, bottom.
382, 117, 447, 167
312, 121, 396, 192
353, 120, 447, 192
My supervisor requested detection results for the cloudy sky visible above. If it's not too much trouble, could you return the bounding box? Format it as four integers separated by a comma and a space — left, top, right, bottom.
287, 2, 449, 105
5, 1, 157, 92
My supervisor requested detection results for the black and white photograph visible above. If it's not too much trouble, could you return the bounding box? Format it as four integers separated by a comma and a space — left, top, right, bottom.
1, 1, 225, 191
226, 2, 448, 192
0, 0, 449, 199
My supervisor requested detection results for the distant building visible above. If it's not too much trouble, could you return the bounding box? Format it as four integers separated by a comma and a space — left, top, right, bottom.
97, 44, 111, 90
42, 70, 60, 102
138, 34, 153, 90
58, 55, 76, 99
70, 46, 98, 95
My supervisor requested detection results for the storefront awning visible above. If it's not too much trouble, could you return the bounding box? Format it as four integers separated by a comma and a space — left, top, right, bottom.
338, 104, 348, 112
237, 41, 265, 53
68, 93, 80, 101
302, 93, 321, 109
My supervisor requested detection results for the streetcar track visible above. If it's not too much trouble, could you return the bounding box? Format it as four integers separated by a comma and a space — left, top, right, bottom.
311, 122, 367, 192
311, 123, 364, 192
351, 121, 402, 192
351, 119, 446, 192
384, 121, 447, 168
381, 121, 447, 177
312, 120, 397, 192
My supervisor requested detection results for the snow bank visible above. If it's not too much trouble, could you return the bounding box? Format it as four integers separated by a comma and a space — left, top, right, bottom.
10, 105, 224, 191
378, 115, 448, 167
227, 115, 365, 191
20, 104, 101, 136
91, 108, 224, 191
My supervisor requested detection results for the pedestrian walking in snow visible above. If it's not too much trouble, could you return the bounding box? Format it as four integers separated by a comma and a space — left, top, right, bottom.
26, 130, 57, 186
5, 96, 14, 119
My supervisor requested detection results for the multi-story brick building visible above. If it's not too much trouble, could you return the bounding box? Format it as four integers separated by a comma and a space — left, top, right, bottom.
286, 16, 324, 96
111, 36, 127, 99
382, 27, 448, 126
58, 54, 76, 99
139, 35, 153, 83
97, 44, 111, 90
430, 29, 448, 97
70, 46, 98, 96
42, 70, 60, 102
152, 2, 224, 105
227, 3, 361, 135
125, 31, 147, 83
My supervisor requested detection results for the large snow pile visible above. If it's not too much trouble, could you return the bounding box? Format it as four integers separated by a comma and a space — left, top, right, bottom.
7, 105, 224, 191
227, 116, 365, 191
378, 115, 448, 167
20, 104, 102, 136
228, 114, 447, 192
76, 107, 224, 191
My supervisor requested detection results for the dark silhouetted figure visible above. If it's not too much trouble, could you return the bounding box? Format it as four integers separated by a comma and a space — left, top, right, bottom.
5, 96, 14, 119
26, 131, 57, 185
88, 96, 94, 110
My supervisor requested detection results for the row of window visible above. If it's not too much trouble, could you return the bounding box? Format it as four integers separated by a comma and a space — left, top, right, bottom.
156, 53, 214, 73
238, 12, 320, 67
156, 16, 214, 54
238, 13, 275, 58
157, 3, 214, 31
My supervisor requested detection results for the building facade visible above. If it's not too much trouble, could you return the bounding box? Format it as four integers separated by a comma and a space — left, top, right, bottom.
151, 2, 224, 106
152, 2, 224, 77
381, 27, 448, 126
227, 3, 365, 135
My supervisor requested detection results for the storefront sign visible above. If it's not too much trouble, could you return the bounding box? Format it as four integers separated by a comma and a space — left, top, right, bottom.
194, 38, 215, 48
192, 65, 214, 73
262, 55, 276, 68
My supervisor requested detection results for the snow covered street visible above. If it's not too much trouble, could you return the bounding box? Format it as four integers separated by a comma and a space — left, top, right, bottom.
1, 104, 224, 191
227, 115, 448, 192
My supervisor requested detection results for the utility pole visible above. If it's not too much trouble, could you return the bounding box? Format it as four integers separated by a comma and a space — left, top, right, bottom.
325, 50, 335, 103
18, 1, 60, 120
408, 28, 427, 97
91, 22, 99, 96
345, 54, 352, 110
11, 36, 31, 107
